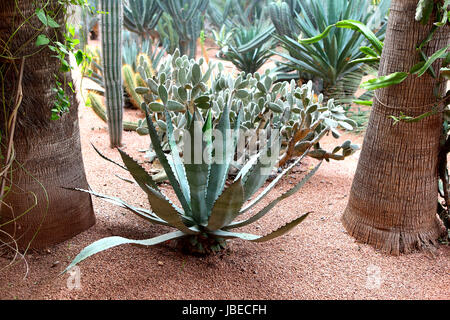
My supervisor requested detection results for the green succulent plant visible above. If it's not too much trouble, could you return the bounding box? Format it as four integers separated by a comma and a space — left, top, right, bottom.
209, 0, 276, 75
123, 0, 163, 38
213, 18, 277, 75
207, 0, 270, 29
155, 12, 180, 55
156, 0, 209, 58
268, 0, 390, 104
133, 49, 359, 167
64, 94, 321, 270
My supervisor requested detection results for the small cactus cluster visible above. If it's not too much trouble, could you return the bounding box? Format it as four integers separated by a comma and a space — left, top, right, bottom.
133, 49, 359, 165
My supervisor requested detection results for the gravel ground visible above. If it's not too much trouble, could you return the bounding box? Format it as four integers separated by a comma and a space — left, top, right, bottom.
0, 42, 449, 300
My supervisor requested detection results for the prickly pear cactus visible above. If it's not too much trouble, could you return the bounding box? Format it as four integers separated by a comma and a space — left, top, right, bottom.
134, 49, 359, 165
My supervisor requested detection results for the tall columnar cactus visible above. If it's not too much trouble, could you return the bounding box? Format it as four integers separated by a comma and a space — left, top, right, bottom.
156, 0, 209, 58
123, 0, 163, 38
101, 0, 124, 147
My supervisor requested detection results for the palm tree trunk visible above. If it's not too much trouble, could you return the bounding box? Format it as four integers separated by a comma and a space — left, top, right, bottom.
0, 1, 95, 249
342, 0, 450, 255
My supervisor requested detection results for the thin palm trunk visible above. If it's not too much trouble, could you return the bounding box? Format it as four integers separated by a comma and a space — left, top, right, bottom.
0, 1, 95, 249
342, 0, 450, 255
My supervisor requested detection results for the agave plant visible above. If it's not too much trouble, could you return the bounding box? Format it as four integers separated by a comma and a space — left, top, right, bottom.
213, 16, 277, 75
210, 0, 275, 75
207, 0, 270, 29
268, 0, 390, 104
79, 0, 100, 47
64, 92, 322, 270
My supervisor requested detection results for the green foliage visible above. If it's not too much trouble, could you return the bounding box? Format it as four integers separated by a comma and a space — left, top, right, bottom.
212, 6, 276, 75
123, 0, 163, 37
156, 0, 209, 58
207, 0, 270, 29
268, 0, 390, 104
33, 2, 92, 120
65, 100, 318, 269
133, 50, 358, 166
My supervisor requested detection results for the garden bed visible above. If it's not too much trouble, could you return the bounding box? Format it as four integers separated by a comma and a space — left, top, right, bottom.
0, 101, 448, 300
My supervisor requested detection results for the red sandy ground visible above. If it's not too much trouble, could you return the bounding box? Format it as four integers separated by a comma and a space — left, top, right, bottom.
0, 40, 449, 300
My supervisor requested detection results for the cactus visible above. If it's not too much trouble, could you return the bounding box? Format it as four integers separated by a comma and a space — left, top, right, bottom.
88, 92, 140, 132
133, 49, 359, 166
100, 0, 124, 147
122, 30, 166, 73
123, 64, 145, 110
207, 0, 270, 29
268, 0, 298, 39
155, 12, 180, 55
156, 0, 209, 58
123, 0, 163, 38
85, 30, 164, 114
66, 98, 319, 267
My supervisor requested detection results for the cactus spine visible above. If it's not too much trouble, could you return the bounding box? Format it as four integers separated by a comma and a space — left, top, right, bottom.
101, 0, 124, 147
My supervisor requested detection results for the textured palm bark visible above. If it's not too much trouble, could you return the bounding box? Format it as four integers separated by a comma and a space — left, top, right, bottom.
0, 1, 95, 249
342, 0, 450, 255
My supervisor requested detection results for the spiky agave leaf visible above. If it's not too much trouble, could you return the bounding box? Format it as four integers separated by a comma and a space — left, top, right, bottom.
239, 146, 310, 215
91, 143, 127, 170
184, 110, 211, 225
212, 212, 311, 242
207, 178, 245, 231
145, 108, 192, 216
71, 187, 170, 227
117, 148, 160, 191
205, 95, 242, 213
240, 128, 281, 201
164, 110, 191, 203
226, 161, 322, 230
143, 184, 198, 234
62, 231, 187, 274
